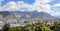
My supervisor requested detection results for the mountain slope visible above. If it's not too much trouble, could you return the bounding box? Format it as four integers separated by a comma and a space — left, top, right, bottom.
0, 11, 11, 17
0, 11, 59, 25
12, 11, 54, 19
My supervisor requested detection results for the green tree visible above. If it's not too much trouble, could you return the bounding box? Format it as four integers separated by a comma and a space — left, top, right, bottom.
50, 21, 60, 31
9, 26, 23, 31
2, 23, 10, 31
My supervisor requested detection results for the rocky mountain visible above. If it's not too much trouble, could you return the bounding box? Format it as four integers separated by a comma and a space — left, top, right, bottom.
0, 11, 56, 20
0, 11, 59, 20
0, 11, 59, 26
11, 11, 54, 19
0, 11, 11, 17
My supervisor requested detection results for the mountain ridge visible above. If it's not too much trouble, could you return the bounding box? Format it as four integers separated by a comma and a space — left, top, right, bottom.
0, 11, 60, 26
0, 11, 55, 19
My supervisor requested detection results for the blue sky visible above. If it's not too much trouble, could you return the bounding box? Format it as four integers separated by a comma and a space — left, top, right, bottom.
1, 0, 60, 6
1, 0, 35, 6
0, 0, 60, 16
49, 0, 60, 5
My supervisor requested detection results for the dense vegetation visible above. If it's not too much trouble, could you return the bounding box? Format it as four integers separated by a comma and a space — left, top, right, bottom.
0, 21, 60, 31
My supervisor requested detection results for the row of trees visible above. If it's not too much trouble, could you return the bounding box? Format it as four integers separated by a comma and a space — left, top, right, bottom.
0, 21, 60, 31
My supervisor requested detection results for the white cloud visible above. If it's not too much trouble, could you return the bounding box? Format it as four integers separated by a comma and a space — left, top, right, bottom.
1, 1, 17, 11
53, 3, 60, 7
1, 0, 53, 13
35, 0, 53, 3
1, 0, 60, 16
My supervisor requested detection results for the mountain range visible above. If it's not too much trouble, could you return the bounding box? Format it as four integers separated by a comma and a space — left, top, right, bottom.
0, 11, 60, 27
0, 11, 59, 23
0, 11, 54, 18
